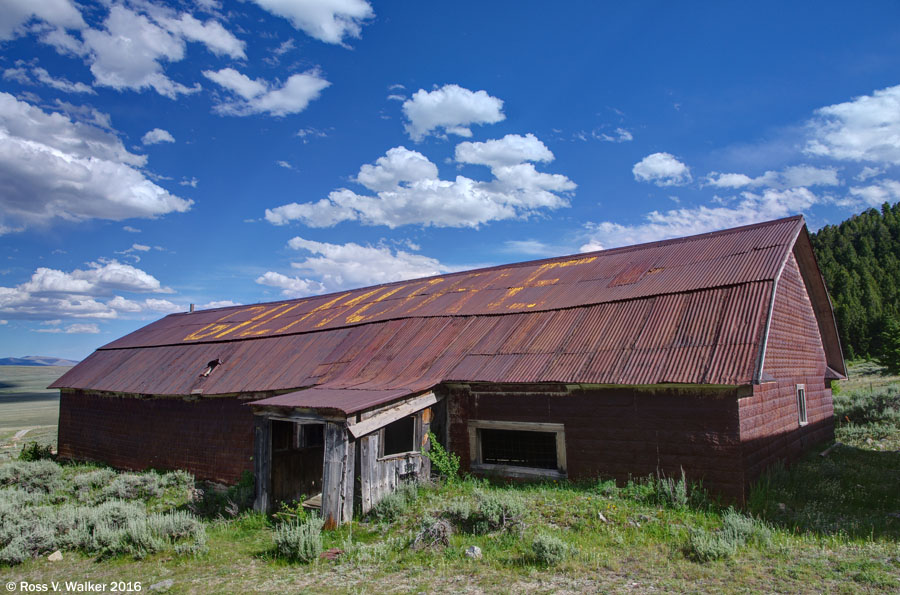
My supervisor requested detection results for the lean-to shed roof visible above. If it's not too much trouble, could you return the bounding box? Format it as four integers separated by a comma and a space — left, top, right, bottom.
52, 215, 844, 414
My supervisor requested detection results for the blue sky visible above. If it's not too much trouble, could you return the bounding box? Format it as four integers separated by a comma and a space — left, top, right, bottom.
2, 0, 900, 361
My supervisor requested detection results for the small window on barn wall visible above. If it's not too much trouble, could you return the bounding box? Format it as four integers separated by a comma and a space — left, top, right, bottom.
380, 415, 416, 457
796, 384, 808, 426
296, 423, 324, 448
272, 421, 324, 451
468, 420, 566, 479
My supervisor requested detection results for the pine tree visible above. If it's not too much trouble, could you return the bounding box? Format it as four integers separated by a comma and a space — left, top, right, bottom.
810, 201, 900, 360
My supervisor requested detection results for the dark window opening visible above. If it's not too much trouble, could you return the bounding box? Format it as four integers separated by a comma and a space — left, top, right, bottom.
382, 416, 415, 456
297, 424, 324, 448
272, 421, 324, 452
272, 420, 294, 452
480, 429, 557, 470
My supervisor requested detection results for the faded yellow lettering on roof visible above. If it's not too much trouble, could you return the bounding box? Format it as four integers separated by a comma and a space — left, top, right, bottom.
238, 302, 303, 337
183, 323, 231, 341
441, 273, 484, 313
405, 277, 473, 315
489, 286, 523, 309
343, 287, 385, 308
275, 293, 350, 334
215, 304, 291, 339
182, 306, 266, 341
445, 288, 479, 314
374, 278, 445, 319
315, 287, 387, 328
345, 285, 408, 324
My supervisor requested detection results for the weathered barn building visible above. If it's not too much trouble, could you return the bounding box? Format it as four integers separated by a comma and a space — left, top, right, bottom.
52, 215, 845, 525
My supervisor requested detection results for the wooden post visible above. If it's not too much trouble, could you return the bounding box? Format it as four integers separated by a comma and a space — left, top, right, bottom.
253, 416, 271, 513
322, 422, 354, 528
342, 437, 356, 524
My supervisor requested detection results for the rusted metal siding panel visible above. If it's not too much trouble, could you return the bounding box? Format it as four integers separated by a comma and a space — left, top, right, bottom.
448, 385, 748, 502
735, 250, 834, 491
762, 254, 828, 380
739, 379, 833, 489
57, 390, 254, 484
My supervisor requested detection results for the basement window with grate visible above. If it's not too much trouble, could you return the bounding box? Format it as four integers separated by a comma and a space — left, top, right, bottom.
468, 420, 566, 479
796, 384, 808, 426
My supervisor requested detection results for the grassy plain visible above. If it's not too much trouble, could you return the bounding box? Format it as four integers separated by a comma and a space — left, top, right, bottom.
0, 366, 69, 461
0, 362, 898, 593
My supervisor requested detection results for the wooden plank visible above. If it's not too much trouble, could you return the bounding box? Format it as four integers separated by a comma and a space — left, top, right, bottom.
348, 391, 439, 439
359, 434, 376, 515
253, 415, 271, 513
468, 419, 564, 433
322, 422, 345, 528
342, 437, 355, 523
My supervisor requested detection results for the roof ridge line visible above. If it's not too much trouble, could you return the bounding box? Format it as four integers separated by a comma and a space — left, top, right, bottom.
97, 278, 775, 352
161, 216, 804, 320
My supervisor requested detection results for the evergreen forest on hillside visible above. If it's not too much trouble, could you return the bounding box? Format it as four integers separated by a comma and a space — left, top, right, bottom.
811, 202, 900, 363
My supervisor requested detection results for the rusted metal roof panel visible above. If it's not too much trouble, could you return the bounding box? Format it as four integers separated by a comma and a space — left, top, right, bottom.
51, 217, 818, 413
95, 216, 802, 351
250, 387, 417, 415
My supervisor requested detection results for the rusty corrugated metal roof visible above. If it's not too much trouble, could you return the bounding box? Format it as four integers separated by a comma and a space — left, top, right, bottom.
53, 216, 820, 414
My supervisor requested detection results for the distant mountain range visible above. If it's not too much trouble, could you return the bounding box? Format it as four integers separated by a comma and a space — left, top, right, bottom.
0, 356, 79, 366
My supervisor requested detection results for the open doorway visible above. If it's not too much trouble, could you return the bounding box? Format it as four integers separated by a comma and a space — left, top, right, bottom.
271, 420, 324, 506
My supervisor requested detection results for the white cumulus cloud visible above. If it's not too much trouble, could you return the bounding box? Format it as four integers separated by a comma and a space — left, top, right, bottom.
0, 260, 175, 322
203, 68, 267, 100
265, 138, 574, 229
36, 322, 100, 334
257, 237, 450, 297
848, 179, 900, 207
204, 68, 330, 117
455, 133, 553, 168
142, 128, 175, 145
581, 187, 818, 251
632, 152, 692, 186
402, 84, 505, 141
198, 300, 241, 309
705, 165, 840, 189
806, 83, 900, 165
155, 12, 246, 59
0, 93, 192, 233
82, 6, 199, 99
0, 0, 85, 41
255, 271, 325, 297
250, 0, 373, 45
22, 261, 170, 295
355, 146, 438, 192
4, 64, 95, 94
597, 128, 633, 143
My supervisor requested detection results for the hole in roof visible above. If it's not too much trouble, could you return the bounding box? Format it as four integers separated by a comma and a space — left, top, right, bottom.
200, 359, 222, 378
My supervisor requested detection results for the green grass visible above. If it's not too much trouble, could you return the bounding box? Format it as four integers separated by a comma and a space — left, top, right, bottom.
0, 361, 898, 592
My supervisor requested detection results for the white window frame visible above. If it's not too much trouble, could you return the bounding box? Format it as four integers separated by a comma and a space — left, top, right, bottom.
796, 384, 808, 426
468, 420, 567, 480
